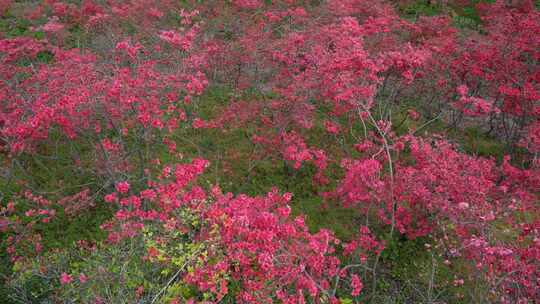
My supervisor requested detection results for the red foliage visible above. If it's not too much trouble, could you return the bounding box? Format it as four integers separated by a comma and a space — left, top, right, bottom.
1, 0, 539, 302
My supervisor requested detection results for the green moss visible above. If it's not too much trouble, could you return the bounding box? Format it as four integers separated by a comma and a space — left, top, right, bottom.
458, 127, 506, 160
293, 197, 361, 241
0, 15, 31, 37
400, 0, 443, 20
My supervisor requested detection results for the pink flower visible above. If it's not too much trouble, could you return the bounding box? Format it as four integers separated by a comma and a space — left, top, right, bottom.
158, 28, 198, 50
115, 181, 130, 194
283, 192, 293, 202
351, 274, 363, 296
324, 120, 340, 134
407, 109, 420, 121
147, 7, 163, 18
233, 0, 263, 9
136, 286, 144, 297
79, 273, 87, 284
42, 17, 65, 33
104, 193, 118, 203
60, 272, 72, 285
457, 85, 469, 96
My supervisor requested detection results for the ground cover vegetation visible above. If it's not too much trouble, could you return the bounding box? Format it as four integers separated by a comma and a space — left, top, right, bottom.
0, 0, 539, 303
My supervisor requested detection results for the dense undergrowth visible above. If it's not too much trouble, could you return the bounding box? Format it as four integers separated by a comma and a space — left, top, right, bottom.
0, 0, 539, 303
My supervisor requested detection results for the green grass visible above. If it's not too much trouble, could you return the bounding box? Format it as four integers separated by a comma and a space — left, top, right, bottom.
0, 9, 44, 39
400, 0, 443, 20
459, 127, 505, 160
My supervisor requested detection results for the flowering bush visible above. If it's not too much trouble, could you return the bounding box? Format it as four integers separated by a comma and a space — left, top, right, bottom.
1, 0, 539, 303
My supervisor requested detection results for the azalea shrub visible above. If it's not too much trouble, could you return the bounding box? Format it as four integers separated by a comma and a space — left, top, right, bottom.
0, 0, 539, 303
